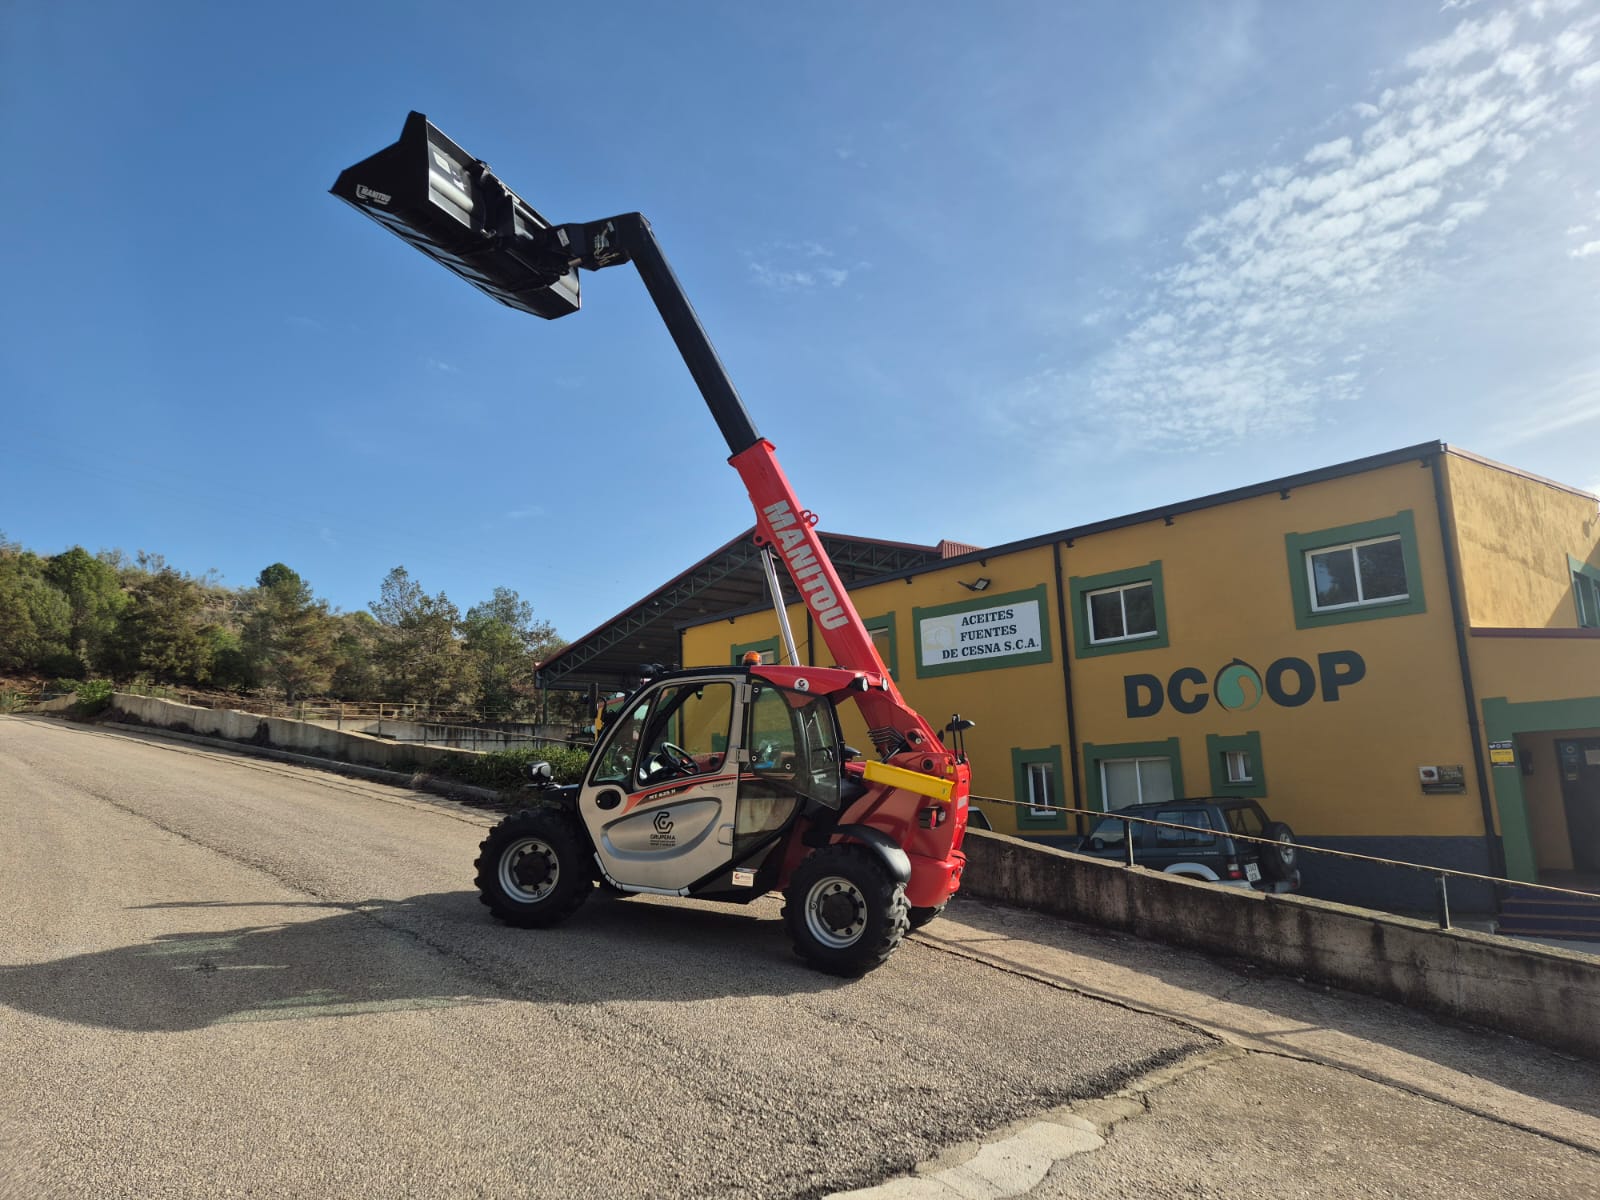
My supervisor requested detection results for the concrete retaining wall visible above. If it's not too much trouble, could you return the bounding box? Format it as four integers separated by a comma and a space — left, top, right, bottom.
106, 694, 477, 775
339, 717, 573, 752
961, 828, 1600, 1060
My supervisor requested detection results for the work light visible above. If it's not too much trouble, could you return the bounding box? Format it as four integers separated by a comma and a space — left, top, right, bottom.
329, 111, 581, 319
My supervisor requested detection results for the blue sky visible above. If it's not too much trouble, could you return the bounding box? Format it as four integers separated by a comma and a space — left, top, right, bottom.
4, 1, 1598, 641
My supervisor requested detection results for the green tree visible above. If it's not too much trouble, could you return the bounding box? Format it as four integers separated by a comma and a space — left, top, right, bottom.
0, 549, 72, 673
369, 566, 465, 705
116, 568, 211, 684
203, 625, 254, 692
329, 610, 384, 700
462, 587, 561, 717
42, 547, 126, 675
243, 564, 337, 702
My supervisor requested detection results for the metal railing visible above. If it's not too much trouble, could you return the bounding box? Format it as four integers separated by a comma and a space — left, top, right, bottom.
970, 793, 1600, 931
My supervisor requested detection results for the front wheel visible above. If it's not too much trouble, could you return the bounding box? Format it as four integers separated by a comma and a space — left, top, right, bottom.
783, 844, 909, 976
474, 808, 592, 928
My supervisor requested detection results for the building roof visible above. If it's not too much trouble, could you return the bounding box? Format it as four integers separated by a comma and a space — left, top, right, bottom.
535, 528, 952, 693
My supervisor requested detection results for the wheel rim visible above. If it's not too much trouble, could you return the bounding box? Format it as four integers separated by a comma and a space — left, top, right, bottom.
499, 836, 560, 903
805, 875, 867, 948
1277, 834, 1297, 866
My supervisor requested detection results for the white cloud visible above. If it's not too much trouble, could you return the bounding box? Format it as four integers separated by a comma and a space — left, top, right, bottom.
1014, 5, 1600, 451
1573, 239, 1600, 256
1305, 136, 1354, 164
747, 241, 862, 291
1490, 367, 1600, 444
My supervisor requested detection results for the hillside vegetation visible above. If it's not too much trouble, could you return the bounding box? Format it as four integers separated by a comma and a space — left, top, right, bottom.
0, 533, 576, 722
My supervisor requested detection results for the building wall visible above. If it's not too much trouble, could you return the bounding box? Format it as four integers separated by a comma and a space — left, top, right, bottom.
680, 448, 1598, 904
694, 464, 1465, 812
1062, 462, 1479, 844
1442, 453, 1600, 628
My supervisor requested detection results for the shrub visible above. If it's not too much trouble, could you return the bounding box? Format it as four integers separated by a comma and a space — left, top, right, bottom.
446, 743, 592, 790
72, 678, 115, 718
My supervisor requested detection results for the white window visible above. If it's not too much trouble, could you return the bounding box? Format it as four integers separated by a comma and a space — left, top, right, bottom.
1223, 749, 1253, 784
1025, 761, 1057, 817
1306, 535, 1408, 612
1086, 581, 1157, 645
1101, 756, 1174, 810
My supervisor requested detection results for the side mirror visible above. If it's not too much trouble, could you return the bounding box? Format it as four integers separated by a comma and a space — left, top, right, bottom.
526, 761, 555, 788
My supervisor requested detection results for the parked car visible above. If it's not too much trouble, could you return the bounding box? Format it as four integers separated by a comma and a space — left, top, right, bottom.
1074, 797, 1300, 892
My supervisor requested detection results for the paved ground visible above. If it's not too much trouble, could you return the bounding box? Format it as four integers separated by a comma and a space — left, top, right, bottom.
2, 715, 1597, 1199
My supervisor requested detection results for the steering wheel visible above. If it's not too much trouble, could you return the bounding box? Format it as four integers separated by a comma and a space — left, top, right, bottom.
655, 742, 699, 777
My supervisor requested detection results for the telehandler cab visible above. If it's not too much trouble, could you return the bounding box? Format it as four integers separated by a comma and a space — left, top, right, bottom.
332, 112, 971, 974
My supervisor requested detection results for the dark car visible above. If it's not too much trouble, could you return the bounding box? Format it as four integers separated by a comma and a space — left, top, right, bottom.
1074, 797, 1300, 892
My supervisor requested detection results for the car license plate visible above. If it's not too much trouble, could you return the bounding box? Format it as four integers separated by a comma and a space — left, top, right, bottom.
1244, 863, 1261, 883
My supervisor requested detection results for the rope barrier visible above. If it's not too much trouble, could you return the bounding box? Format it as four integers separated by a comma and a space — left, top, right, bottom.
968, 793, 1600, 904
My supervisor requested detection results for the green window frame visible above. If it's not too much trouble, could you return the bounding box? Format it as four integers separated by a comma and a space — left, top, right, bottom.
861, 611, 899, 680
1206, 731, 1267, 798
1011, 745, 1067, 831
1570, 557, 1600, 629
1082, 738, 1184, 812
1285, 510, 1426, 629
1068, 562, 1169, 658
912, 585, 1052, 679
731, 636, 780, 666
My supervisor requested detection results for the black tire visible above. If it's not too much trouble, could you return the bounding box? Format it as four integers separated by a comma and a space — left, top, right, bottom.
782, 844, 909, 976
1259, 821, 1298, 883
907, 904, 946, 931
474, 808, 593, 928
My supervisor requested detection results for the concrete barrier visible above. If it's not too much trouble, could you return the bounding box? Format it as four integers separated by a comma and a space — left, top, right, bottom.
105, 694, 478, 775
960, 828, 1600, 1060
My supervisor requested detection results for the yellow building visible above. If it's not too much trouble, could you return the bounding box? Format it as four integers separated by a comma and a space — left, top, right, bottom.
677, 443, 1600, 910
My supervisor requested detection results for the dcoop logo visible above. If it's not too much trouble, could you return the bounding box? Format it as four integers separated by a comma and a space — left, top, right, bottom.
1124, 650, 1366, 718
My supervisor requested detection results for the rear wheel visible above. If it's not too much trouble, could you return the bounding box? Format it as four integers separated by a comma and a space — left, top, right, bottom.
474, 808, 592, 928
1259, 821, 1298, 883
783, 844, 909, 976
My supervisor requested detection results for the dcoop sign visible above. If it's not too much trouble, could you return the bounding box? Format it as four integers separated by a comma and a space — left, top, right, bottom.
1124, 650, 1366, 718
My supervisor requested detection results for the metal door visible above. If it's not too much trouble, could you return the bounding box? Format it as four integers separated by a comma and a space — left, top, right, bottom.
1556, 738, 1600, 873
580, 678, 745, 892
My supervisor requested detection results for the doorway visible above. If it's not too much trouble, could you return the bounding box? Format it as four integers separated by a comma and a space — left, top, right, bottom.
1554, 737, 1600, 874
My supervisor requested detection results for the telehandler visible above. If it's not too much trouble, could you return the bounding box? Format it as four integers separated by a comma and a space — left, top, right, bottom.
332, 113, 971, 973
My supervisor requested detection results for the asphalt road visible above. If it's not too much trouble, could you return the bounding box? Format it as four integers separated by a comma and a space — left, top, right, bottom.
3, 716, 1598, 1200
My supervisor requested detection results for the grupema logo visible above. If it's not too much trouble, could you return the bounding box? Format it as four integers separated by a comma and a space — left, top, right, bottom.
1124, 651, 1366, 719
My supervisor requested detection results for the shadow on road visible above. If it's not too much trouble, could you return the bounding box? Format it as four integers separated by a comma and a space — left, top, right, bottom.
0, 890, 842, 1033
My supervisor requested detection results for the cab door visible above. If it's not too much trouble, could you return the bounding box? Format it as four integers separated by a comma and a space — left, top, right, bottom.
579, 677, 745, 892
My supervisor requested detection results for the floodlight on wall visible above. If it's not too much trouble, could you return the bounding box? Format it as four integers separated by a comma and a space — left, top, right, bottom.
329, 112, 581, 319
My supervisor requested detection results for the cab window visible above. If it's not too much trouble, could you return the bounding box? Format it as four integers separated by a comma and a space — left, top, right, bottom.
589, 683, 734, 790
590, 699, 651, 786
635, 682, 734, 788
745, 685, 842, 809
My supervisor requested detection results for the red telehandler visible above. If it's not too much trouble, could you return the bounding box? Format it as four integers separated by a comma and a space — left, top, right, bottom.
332, 113, 971, 974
